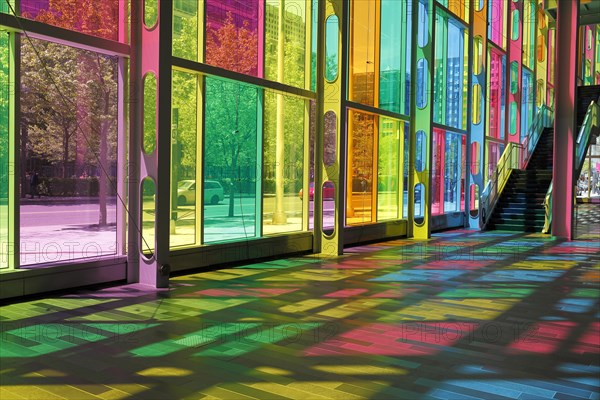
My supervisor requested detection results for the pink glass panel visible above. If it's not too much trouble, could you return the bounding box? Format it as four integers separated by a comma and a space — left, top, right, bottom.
205, 0, 261, 77
21, 0, 120, 41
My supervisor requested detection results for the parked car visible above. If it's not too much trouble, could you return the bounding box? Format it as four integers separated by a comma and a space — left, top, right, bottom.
299, 181, 335, 201
177, 180, 224, 205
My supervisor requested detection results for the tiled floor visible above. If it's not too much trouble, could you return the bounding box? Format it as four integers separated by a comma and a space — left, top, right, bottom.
1, 220, 599, 399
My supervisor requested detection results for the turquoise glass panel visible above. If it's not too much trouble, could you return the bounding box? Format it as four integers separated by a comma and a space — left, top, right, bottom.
0, 32, 8, 269
204, 77, 259, 243
416, 58, 428, 109
417, 0, 429, 48
325, 15, 339, 82
416, 130, 426, 172
414, 183, 425, 223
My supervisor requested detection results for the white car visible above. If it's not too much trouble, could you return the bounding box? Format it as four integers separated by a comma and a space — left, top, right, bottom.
177, 180, 224, 205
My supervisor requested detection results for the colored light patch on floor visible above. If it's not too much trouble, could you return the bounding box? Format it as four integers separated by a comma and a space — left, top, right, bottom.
194, 323, 322, 358
0, 298, 119, 322
416, 260, 493, 269
370, 270, 467, 282
313, 364, 408, 375
259, 269, 373, 282
555, 298, 597, 313
304, 322, 479, 357
1, 323, 154, 358
427, 378, 599, 400
438, 288, 534, 299
320, 259, 402, 269
577, 270, 600, 282
184, 288, 298, 298
370, 288, 419, 298
544, 246, 599, 254
527, 255, 591, 261
323, 288, 369, 298
504, 260, 577, 270
278, 299, 336, 313
177, 269, 267, 281
317, 299, 390, 319
129, 323, 262, 357
508, 321, 575, 354
378, 298, 519, 322
570, 288, 600, 298
572, 322, 600, 355
69, 298, 255, 322
476, 270, 566, 282
237, 258, 320, 269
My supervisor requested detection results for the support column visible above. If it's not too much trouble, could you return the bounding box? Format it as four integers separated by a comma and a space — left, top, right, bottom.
314, 0, 347, 256
552, 0, 578, 239
128, 0, 171, 287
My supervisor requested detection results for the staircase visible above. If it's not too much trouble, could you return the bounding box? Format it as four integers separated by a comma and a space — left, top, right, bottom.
577, 85, 600, 127
487, 128, 554, 232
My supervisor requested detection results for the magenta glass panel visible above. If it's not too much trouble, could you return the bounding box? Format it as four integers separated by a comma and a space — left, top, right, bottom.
21, 0, 120, 41
488, 0, 505, 48
488, 48, 505, 140
205, 0, 261, 77
20, 38, 119, 266
431, 129, 444, 216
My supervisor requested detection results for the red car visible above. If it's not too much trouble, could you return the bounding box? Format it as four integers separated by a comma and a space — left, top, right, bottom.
299, 181, 335, 201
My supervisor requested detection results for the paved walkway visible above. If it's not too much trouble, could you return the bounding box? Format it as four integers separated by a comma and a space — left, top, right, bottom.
1, 225, 598, 399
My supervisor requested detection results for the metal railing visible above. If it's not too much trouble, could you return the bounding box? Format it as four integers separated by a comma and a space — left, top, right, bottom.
481, 106, 553, 228
543, 101, 600, 233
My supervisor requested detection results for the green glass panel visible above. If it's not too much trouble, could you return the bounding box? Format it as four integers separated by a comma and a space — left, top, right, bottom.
204, 77, 259, 243
143, 73, 157, 154
511, 10, 519, 41
378, 118, 401, 221
144, 0, 158, 28
141, 177, 155, 257
173, 0, 198, 61
325, 15, 338, 82
469, 183, 479, 217
379, 0, 406, 114
509, 101, 517, 135
510, 61, 518, 94
265, 0, 307, 88
0, 33, 8, 269
263, 91, 304, 235
171, 70, 198, 249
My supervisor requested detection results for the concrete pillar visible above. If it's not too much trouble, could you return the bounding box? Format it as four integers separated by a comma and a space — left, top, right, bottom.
552, 0, 578, 239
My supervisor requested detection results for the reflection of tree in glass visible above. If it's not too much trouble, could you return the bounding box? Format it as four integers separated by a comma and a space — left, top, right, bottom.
206, 12, 258, 76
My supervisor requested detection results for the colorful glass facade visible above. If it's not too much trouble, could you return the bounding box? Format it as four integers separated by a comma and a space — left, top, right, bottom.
0, 0, 580, 293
